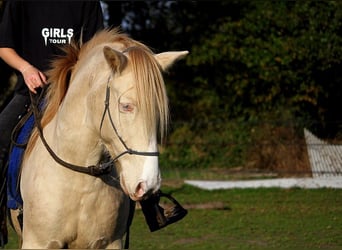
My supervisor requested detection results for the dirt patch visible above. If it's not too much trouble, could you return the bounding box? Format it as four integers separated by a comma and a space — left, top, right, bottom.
246, 125, 312, 177
182, 201, 231, 210
208, 167, 279, 179
136, 201, 230, 210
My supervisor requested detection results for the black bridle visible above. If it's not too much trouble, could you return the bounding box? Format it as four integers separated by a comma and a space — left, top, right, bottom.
99, 75, 159, 160
30, 76, 159, 177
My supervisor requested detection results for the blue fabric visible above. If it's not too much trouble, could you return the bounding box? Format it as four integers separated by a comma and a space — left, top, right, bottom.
7, 114, 35, 209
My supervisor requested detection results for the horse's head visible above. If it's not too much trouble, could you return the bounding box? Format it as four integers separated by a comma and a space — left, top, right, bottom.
90, 41, 187, 201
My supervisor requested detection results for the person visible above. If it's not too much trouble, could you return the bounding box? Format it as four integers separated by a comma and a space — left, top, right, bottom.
0, 1, 104, 246
0, 0, 105, 155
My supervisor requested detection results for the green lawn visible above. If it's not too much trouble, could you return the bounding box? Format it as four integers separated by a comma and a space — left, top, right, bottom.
5, 185, 342, 249
129, 185, 342, 250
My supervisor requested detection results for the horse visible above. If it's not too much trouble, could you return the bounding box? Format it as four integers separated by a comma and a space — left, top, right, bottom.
11, 29, 188, 249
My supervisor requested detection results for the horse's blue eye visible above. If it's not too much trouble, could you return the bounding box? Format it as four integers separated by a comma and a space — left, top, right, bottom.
120, 103, 134, 113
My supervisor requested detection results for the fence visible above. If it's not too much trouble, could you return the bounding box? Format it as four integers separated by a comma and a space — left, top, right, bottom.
304, 128, 342, 178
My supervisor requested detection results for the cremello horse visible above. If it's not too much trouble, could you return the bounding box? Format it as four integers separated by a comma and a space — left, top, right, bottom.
14, 29, 187, 249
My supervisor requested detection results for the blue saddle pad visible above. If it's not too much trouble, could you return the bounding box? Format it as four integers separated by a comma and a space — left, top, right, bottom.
7, 114, 35, 209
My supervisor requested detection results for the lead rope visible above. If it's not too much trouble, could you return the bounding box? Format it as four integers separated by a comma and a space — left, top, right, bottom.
124, 199, 136, 249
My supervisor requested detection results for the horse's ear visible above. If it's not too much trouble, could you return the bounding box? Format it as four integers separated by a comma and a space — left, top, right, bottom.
155, 51, 189, 71
103, 46, 127, 73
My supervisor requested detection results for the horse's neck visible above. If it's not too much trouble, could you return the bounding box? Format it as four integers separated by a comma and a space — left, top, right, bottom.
45, 75, 102, 166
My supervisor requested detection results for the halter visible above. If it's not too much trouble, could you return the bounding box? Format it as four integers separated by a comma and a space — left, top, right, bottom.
30, 75, 159, 177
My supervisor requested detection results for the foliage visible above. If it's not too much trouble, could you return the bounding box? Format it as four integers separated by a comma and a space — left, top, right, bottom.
160, 117, 252, 169
186, 1, 342, 126
107, 1, 342, 138
113, 0, 342, 170
158, 1, 342, 170
160, 110, 311, 174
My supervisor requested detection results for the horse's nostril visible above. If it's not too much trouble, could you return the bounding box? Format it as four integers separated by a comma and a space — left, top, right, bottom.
134, 181, 147, 198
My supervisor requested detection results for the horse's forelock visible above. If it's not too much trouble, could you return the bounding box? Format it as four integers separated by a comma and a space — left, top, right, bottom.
127, 47, 169, 141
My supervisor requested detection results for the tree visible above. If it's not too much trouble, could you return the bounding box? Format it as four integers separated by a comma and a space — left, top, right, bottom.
186, 1, 342, 135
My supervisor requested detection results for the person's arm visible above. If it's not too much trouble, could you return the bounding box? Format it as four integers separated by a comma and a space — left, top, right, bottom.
0, 47, 47, 93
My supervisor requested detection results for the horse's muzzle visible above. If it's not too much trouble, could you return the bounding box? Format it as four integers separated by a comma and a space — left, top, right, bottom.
132, 181, 147, 200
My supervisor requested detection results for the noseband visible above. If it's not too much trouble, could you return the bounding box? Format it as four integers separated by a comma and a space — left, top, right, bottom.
30, 75, 158, 177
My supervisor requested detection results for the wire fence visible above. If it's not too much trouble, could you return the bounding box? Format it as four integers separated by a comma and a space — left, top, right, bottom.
304, 128, 342, 177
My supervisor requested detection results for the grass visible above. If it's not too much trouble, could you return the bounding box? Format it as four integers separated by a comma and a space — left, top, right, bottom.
4, 172, 342, 249
128, 185, 342, 250
161, 167, 280, 181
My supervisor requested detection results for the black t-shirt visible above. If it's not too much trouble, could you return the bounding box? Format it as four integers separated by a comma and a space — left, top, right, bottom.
0, 1, 104, 95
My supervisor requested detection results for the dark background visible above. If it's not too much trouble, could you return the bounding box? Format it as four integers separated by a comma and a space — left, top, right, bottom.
1, 1, 341, 173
